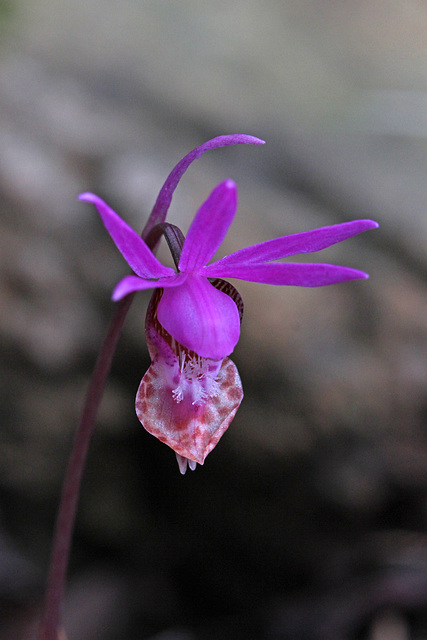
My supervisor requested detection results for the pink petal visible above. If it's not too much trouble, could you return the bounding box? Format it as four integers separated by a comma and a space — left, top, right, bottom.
112, 272, 188, 301
136, 354, 243, 465
79, 193, 174, 279
178, 180, 238, 273
143, 135, 265, 237
211, 220, 379, 267
202, 262, 369, 286
156, 274, 240, 359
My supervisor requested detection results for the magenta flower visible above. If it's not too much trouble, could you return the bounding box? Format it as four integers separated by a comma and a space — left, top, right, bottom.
80, 135, 378, 473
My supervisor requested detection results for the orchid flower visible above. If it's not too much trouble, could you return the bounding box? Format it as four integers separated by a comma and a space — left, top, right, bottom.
80, 135, 378, 473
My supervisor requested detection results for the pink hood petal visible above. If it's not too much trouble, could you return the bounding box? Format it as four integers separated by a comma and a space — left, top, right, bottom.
178, 180, 238, 273
156, 274, 240, 359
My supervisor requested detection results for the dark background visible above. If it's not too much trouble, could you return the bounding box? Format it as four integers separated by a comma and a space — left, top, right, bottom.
1, 2, 427, 638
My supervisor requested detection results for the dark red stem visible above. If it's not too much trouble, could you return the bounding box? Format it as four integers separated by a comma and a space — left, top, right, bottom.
37, 217, 169, 640
37, 293, 135, 640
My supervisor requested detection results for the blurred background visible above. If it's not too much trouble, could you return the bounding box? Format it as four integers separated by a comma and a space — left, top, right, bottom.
1, 1, 427, 639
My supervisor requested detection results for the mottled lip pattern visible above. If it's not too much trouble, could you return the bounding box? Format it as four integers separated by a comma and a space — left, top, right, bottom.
79, 134, 378, 472
137, 290, 243, 471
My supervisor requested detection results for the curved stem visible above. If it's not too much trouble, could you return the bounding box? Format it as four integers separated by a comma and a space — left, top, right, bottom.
37, 293, 135, 640
38, 224, 166, 640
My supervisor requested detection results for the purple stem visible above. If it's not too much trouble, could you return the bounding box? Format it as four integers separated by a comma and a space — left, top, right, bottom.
37, 292, 135, 640
38, 218, 157, 640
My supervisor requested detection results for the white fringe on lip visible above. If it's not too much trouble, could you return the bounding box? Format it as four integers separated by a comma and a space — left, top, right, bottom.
172, 353, 222, 407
